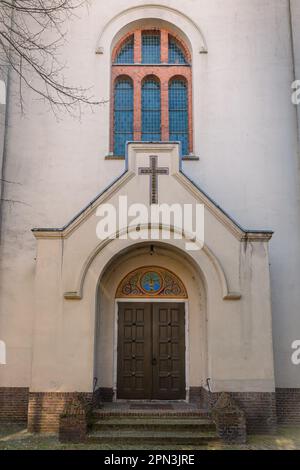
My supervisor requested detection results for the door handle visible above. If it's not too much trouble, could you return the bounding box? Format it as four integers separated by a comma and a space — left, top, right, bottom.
152, 357, 157, 366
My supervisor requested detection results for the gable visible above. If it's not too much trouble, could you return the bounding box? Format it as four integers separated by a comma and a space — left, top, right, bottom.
32, 142, 273, 243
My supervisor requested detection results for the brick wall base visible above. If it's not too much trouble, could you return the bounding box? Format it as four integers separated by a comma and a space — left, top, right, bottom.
0, 387, 29, 423
28, 392, 93, 433
276, 388, 300, 425
59, 415, 87, 443
3, 387, 299, 433
200, 388, 277, 434
212, 393, 247, 444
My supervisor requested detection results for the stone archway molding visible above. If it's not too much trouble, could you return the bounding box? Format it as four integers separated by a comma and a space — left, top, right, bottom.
95, 4, 208, 55
63, 224, 241, 302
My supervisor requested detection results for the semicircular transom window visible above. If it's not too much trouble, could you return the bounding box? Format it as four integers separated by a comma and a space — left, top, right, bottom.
114, 35, 134, 64
111, 28, 193, 157
168, 36, 188, 65
116, 267, 188, 299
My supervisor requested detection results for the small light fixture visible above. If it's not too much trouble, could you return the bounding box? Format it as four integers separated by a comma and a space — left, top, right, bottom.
150, 245, 155, 256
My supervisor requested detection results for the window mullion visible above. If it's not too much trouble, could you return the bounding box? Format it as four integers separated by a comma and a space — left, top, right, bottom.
161, 30, 169, 63
134, 30, 142, 64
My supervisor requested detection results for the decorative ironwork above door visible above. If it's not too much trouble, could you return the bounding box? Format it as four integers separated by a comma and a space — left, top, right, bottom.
116, 267, 188, 299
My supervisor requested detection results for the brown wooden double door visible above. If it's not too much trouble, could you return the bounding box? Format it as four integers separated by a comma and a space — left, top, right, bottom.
117, 303, 186, 400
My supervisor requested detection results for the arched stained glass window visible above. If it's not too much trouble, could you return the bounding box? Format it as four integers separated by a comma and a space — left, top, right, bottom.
114, 77, 134, 156
142, 32, 161, 64
169, 78, 189, 155
114, 36, 134, 64
168, 37, 188, 64
111, 28, 193, 156
142, 78, 161, 142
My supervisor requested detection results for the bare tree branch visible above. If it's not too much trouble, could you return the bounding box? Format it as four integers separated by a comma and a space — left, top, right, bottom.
0, 0, 102, 117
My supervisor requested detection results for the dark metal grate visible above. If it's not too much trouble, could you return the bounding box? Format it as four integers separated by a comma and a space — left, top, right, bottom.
169, 79, 189, 155
142, 32, 161, 64
142, 78, 161, 141
114, 78, 134, 155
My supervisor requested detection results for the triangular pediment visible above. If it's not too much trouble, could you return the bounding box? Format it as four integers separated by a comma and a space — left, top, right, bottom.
32, 142, 273, 243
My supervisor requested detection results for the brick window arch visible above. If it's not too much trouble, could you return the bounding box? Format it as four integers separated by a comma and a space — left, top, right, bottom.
111, 28, 193, 156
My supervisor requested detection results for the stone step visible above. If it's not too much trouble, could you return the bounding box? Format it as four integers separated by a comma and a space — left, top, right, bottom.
87, 430, 217, 446
92, 409, 211, 419
92, 417, 215, 432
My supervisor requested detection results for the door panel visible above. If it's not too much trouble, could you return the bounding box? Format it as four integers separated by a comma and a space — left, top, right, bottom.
117, 303, 152, 399
117, 302, 185, 400
152, 303, 186, 400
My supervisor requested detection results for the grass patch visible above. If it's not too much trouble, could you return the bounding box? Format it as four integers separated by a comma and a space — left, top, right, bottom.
0, 424, 300, 450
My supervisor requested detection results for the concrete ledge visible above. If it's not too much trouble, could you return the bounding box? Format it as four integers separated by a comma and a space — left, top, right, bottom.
104, 155, 200, 161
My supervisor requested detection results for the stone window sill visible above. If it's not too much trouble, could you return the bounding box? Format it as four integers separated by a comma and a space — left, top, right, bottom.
105, 155, 200, 161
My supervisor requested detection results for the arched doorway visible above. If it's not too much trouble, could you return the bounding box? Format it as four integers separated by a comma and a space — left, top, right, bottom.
94, 242, 207, 402
116, 266, 187, 400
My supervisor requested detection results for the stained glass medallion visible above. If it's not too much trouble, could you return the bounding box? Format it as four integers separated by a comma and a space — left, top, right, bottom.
140, 271, 163, 294
116, 267, 188, 299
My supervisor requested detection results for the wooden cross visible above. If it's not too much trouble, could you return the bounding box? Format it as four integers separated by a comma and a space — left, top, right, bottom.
138, 155, 169, 205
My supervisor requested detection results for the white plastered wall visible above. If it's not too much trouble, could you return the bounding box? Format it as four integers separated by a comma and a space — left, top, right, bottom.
30, 143, 275, 394
0, 0, 296, 390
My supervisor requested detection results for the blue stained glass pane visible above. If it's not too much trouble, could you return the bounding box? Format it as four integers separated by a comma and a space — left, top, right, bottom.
168, 37, 188, 64
142, 134, 161, 141
142, 32, 161, 64
170, 133, 189, 155
114, 78, 133, 155
114, 111, 133, 132
169, 111, 188, 132
115, 36, 134, 64
169, 79, 189, 155
142, 78, 161, 141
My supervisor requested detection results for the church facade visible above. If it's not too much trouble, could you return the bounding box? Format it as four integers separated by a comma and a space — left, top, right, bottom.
0, 1, 300, 433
